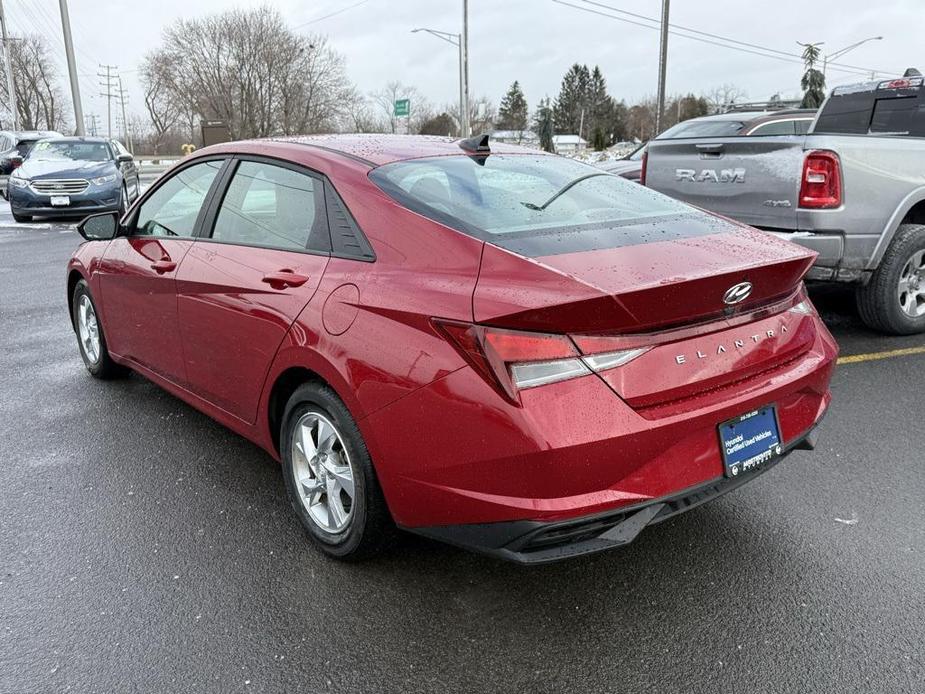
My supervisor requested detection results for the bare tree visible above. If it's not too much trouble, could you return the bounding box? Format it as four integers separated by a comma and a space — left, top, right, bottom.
149, 6, 355, 140
704, 84, 748, 114
140, 52, 183, 153
1, 36, 68, 131
342, 89, 386, 133
371, 82, 430, 133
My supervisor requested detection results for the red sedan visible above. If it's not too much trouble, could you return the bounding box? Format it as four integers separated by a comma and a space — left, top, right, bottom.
67, 134, 837, 563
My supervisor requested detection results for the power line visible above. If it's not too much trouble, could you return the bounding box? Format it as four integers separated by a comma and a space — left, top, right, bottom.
574, 0, 895, 76
553, 0, 897, 78
293, 0, 371, 29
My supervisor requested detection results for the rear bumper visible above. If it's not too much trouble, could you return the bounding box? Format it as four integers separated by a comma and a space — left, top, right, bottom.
365, 312, 837, 533
410, 421, 822, 564
761, 228, 879, 283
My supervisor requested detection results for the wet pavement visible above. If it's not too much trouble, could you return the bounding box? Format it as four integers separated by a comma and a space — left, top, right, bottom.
1, 211, 922, 693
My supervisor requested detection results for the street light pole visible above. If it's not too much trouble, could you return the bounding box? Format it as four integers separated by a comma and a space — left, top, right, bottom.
58, 0, 85, 135
654, 0, 670, 135
412, 27, 469, 137
823, 36, 883, 77
0, 0, 18, 130
461, 0, 470, 136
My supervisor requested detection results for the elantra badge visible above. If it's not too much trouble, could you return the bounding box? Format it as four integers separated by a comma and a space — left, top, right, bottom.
723, 282, 752, 305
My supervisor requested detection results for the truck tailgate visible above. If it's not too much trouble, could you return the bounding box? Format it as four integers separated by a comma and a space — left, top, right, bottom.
645, 136, 806, 230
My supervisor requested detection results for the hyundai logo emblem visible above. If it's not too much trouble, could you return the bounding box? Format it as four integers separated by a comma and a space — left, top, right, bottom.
723, 282, 753, 305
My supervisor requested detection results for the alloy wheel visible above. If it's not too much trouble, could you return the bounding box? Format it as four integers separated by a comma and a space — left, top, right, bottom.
291, 412, 356, 534
898, 249, 925, 318
77, 294, 101, 364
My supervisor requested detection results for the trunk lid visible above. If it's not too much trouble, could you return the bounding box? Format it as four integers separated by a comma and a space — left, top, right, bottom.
473, 214, 818, 410
644, 136, 806, 230
473, 213, 816, 335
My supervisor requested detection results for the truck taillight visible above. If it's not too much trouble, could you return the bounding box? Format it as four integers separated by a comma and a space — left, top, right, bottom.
639, 150, 648, 186
799, 150, 842, 209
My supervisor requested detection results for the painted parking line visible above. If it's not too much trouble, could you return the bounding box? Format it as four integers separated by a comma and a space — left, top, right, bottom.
838, 345, 925, 365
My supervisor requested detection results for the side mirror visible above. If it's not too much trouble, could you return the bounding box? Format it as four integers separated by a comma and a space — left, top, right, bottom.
116, 153, 133, 163
10, 154, 23, 168
77, 212, 120, 241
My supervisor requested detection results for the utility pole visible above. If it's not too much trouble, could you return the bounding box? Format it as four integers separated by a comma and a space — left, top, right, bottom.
0, 0, 18, 130
461, 0, 470, 136
117, 75, 132, 151
654, 0, 670, 135
98, 64, 117, 139
84, 113, 99, 137
58, 0, 84, 135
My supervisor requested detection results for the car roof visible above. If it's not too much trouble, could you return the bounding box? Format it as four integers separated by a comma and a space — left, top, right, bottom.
43, 136, 110, 143
259, 134, 546, 167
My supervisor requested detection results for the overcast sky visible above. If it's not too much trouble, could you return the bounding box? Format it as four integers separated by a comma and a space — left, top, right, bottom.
4, 0, 919, 125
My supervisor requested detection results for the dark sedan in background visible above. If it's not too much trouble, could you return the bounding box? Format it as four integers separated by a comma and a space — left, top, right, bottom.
7, 137, 140, 222
0, 129, 62, 189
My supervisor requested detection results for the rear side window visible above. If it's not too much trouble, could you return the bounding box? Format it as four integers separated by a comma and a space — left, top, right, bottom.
370, 154, 702, 256
869, 97, 918, 134
657, 119, 745, 139
211, 161, 325, 252
747, 120, 797, 136
816, 85, 923, 135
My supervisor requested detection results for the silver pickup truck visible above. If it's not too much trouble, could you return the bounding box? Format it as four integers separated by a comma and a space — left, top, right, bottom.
644, 74, 925, 334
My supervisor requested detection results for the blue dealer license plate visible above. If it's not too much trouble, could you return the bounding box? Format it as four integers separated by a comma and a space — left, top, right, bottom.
718, 406, 782, 478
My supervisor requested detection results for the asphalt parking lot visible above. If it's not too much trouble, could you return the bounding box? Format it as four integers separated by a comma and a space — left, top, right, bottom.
1, 207, 923, 694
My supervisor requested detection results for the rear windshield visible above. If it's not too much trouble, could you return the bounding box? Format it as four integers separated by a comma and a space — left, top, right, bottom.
370, 154, 705, 256
656, 119, 745, 139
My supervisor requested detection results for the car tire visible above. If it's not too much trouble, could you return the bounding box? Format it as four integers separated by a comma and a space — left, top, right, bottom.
71, 279, 127, 379
281, 382, 394, 560
12, 212, 31, 223
857, 223, 925, 334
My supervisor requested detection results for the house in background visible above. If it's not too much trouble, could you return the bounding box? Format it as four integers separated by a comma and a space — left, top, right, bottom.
552, 134, 588, 154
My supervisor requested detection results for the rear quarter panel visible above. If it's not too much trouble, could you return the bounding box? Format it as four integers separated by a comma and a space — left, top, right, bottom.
799, 134, 925, 269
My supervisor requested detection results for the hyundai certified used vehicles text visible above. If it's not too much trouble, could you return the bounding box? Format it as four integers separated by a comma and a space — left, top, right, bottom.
9, 136, 140, 222
644, 72, 925, 334
66, 134, 837, 563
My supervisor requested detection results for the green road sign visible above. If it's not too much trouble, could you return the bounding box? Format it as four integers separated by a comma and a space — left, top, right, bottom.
394, 99, 410, 117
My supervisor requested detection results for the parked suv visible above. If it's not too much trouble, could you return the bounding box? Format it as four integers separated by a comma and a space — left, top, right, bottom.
0, 129, 62, 191
643, 72, 925, 334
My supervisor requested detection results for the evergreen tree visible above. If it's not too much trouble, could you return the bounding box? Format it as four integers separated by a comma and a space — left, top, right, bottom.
799, 43, 827, 109
587, 66, 611, 138
553, 64, 591, 134
533, 97, 555, 153
592, 126, 605, 151
497, 81, 529, 132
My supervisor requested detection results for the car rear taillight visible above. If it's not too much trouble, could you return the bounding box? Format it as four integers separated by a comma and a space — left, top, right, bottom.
639, 150, 648, 186
435, 320, 648, 403
799, 150, 842, 209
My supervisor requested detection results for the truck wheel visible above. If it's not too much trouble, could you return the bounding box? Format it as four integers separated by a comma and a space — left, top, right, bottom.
857, 223, 925, 334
